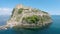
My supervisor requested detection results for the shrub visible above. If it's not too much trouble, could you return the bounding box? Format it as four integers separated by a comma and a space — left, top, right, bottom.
18, 8, 23, 14
23, 15, 40, 24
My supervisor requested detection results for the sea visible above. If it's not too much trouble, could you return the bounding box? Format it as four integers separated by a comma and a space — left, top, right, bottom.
0, 15, 60, 34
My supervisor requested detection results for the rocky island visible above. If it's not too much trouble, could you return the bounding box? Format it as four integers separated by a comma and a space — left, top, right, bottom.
0, 4, 52, 30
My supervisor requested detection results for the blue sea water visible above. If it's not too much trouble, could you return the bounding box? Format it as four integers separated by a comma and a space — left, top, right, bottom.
0, 15, 60, 34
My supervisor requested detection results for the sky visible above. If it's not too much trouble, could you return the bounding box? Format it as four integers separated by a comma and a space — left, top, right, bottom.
0, 0, 60, 15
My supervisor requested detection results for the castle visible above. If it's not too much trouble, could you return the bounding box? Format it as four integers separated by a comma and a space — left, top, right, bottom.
16, 4, 32, 11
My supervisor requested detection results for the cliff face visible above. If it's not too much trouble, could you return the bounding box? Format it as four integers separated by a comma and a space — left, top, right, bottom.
7, 4, 52, 29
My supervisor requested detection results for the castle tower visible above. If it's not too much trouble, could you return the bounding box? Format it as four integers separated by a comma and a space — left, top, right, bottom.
16, 4, 23, 9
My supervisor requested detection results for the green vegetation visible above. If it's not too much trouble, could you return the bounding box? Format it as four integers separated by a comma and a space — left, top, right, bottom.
22, 15, 50, 24
42, 15, 51, 21
42, 11, 48, 14
23, 15, 40, 24
11, 8, 15, 17
18, 8, 23, 14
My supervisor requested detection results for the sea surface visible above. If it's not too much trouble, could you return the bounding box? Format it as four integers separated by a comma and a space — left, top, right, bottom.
0, 15, 60, 34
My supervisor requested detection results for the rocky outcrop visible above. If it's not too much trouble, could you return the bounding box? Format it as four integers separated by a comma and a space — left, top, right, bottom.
6, 4, 52, 29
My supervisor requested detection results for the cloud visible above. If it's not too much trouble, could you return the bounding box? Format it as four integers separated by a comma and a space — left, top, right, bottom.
0, 8, 13, 15
0, 8, 12, 11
